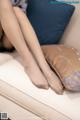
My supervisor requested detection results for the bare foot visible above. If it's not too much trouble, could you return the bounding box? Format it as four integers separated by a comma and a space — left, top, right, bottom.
25, 62, 49, 89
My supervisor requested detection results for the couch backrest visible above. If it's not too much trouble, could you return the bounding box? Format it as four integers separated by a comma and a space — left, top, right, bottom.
60, 4, 80, 51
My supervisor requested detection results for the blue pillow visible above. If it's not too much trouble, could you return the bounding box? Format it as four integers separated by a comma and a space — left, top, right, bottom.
27, 0, 75, 45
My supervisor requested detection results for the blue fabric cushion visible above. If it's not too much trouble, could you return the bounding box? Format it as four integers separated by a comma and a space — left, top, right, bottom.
27, 0, 75, 45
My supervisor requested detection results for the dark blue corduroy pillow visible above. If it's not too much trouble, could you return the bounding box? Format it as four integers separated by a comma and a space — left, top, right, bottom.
27, 0, 75, 45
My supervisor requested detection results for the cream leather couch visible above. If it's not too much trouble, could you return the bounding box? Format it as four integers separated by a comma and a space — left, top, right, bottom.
0, 3, 80, 120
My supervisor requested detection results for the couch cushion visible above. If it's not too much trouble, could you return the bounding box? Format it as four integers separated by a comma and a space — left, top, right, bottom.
42, 44, 80, 92
0, 52, 17, 65
60, 4, 80, 51
0, 53, 80, 120
27, 0, 75, 45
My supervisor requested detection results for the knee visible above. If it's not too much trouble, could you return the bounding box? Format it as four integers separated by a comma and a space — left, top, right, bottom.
13, 6, 21, 12
13, 6, 24, 19
13, 6, 21, 15
0, 0, 12, 12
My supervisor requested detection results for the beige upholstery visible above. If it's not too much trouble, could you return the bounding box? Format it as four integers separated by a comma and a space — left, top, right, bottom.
60, 4, 80, 51
0, 54, 80, 120
0, 2, 80, 120
0, 79, 70, 120
0, 95, 42, 120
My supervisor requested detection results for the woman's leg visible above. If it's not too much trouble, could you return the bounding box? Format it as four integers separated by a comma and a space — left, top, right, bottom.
0, 21, 14, 50
0, 0, 48, 89
13, 7, 63, 94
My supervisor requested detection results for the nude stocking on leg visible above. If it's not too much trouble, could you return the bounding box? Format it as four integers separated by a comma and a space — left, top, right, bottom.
13, 7, 63, 94
0, 0, 48, 89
